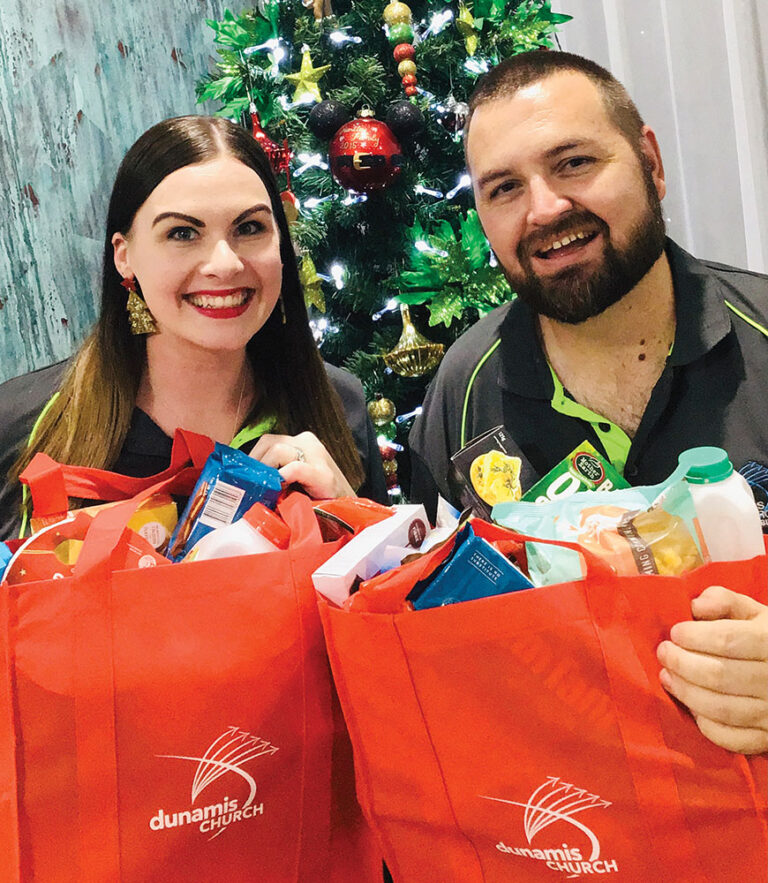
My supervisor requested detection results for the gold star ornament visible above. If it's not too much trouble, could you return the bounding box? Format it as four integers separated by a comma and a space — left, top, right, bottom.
300, 255, 326, 312
456, 3, 478, 57
285, 48, 330, 104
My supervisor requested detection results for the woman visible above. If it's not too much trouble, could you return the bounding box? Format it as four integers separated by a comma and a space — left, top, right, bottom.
0, 115, 386, 539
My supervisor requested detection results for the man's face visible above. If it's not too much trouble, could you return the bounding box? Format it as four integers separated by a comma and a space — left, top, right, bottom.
467, 72, 667, 324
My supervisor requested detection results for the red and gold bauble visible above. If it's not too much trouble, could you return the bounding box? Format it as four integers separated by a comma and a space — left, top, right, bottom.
329, 109, 403, 192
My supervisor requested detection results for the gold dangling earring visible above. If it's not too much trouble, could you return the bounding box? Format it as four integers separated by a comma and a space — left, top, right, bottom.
121, 277, 158, 335
279, 294, 287, 325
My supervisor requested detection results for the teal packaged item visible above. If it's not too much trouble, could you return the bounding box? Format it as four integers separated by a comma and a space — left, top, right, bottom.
0, 542, 13, 582
166, 443, 283, 562
493, 480, 706, 586
407, 523, 533, 610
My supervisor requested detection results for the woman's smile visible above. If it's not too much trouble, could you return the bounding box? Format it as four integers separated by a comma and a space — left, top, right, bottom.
185, 287, 255, 318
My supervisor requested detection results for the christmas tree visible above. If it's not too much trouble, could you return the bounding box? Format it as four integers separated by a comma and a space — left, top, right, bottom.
196, 0, 571, 496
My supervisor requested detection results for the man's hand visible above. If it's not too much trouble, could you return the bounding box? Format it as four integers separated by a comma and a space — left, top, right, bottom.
656, 586, 768, 754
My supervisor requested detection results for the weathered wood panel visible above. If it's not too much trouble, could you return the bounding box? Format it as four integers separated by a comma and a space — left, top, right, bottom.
0, 0, 226, 383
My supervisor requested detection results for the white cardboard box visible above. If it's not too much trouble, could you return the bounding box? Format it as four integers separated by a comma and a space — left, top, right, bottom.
312, 504, 429, 605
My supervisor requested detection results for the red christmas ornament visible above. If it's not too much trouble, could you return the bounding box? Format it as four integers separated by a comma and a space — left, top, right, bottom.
250, 109, 292, 177
401, 74, 417, 87
379, 444, 397, 462
329, 110, 404, 193
404, 85, 418, 97
393, 43, 415, 62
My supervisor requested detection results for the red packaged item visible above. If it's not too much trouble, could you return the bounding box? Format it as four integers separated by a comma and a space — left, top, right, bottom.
3, 509, 167, 585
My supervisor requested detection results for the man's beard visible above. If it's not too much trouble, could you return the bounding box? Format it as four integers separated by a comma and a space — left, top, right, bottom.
503, 175, 667, 325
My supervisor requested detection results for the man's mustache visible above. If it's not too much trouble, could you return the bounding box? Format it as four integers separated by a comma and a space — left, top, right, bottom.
517, 211, 608, 262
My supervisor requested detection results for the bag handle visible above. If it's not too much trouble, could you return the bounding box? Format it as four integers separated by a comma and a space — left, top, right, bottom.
20, 429, 214, 517
470, 519, 615, 578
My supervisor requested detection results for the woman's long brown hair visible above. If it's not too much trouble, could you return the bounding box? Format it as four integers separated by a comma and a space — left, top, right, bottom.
8, 116, 364, 516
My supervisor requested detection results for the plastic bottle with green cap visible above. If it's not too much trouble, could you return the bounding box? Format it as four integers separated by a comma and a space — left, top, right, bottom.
679, 446, 764, 562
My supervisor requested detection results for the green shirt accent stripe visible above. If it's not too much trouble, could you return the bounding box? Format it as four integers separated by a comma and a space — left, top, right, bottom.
230, 414, 277, 450
724, 299, 768, 339
546, 363, 631, 475
461, 339, 502, 448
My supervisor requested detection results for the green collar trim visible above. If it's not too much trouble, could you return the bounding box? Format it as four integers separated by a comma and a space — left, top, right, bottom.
547, 364, 631, 474
461, 339, 502, 448
724, 299, 768, 339
231, 414, 277, 450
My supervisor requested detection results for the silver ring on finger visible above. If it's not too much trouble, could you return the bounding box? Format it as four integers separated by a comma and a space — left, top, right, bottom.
293, 446, 306, 462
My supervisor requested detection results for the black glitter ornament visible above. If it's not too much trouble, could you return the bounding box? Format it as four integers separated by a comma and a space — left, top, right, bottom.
307, 100, 351, 140
385, 100, 425, 140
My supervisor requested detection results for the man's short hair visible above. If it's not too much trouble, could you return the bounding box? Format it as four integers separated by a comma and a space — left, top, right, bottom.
465, 51, 646, 152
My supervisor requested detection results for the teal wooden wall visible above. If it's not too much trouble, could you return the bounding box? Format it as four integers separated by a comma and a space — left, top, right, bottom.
0, 0, 226, 383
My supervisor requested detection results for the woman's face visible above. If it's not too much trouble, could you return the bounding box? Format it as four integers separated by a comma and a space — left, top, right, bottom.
112, 155, 283, 355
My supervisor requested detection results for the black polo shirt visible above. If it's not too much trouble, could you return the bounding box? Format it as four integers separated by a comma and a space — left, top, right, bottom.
409, 239, 768, 518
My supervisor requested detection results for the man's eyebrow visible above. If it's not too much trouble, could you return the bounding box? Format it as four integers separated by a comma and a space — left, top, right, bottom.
152, 212, 205, 228
475, 140, 599, 190
233, 203, 272, 225
475, 169, 514, 191
544, 140, 595, 159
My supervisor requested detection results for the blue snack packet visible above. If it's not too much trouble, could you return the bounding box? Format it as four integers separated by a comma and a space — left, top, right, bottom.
407, 523, 533, 610
0, 542, 13, 583
166, 443, 283, 562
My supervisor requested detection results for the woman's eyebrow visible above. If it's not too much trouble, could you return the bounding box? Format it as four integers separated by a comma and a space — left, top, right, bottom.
233, 203, 273, 225
152, 211, 204, 227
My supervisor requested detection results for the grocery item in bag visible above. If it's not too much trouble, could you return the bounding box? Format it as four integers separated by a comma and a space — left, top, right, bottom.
29, 494, 178, 552
166, 443, 282, 561
448, 426, 523, 518
407, 523, 533, 609
3, 509, 168, 585
184, 502, 291, 561
681, 447, 765, 561
493, 480, 706, 585
521, 440, 629, 502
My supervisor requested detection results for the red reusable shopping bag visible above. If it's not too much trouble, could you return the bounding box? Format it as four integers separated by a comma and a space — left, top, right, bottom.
0, 449, 381, 882
320, 522, 768, 882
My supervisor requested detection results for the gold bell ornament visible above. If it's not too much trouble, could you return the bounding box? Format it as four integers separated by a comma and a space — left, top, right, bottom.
383, 304, 444, 377
367, 394, 397, 426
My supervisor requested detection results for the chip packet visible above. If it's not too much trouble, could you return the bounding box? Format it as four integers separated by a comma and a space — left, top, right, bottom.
521, 441, 629, 503
166, 444, 283, 562
493, 480, 707, 586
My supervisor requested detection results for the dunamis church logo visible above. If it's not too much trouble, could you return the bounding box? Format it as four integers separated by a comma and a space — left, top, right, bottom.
483, 776, 620, 878
149, 726, 279, 840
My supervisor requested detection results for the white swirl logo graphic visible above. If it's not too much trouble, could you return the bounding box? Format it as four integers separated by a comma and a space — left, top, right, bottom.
150, 726, 279, 840
484, 776, 619, 877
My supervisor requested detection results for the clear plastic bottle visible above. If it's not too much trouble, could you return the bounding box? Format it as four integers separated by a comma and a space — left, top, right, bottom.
679, 446, 764, 562
185, 502, 290, 561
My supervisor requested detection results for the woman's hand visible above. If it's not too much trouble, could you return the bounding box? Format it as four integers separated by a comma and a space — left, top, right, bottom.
249, 431, 356, 500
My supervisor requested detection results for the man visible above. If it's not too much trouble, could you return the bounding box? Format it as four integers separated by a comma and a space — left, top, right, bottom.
409, 51, 768, 754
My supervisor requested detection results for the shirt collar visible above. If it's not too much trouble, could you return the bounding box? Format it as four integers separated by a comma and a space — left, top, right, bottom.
498, 238, 734, 396
665, 239, 733, 365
